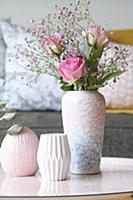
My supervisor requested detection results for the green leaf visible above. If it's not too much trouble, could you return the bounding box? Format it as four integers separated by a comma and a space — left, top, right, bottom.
0, 79, 4, 88
88, 46, 103, 71
98, 71, 124, 85
60, 84, 74, 91
0, 102, 6, 110
7, 123, 24, 136
87, 84, 104, 91
0, 112, 16, 121
86, 71, 124, 90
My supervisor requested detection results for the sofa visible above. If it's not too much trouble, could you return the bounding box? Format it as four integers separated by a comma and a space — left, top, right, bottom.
0, 111, 133, 158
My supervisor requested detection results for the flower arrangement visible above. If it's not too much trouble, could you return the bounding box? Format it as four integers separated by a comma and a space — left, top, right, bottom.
17, 0, 129, 91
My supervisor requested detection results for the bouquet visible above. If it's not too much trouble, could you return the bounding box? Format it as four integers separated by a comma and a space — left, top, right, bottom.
17, 0, 129, 91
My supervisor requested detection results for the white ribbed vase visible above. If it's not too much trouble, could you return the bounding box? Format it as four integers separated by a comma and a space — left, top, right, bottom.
37, 134, 71, 181
62, 91, 106, 175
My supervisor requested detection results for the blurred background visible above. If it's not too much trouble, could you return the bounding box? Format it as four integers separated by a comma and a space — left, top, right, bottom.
0, 0, 133, 158
0, 0, 133, 29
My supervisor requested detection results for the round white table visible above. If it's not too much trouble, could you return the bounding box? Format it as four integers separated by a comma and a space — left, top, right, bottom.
0, 157, 133, 200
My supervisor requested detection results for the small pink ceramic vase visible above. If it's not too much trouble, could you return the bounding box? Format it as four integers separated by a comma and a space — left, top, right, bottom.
0, 127, 39, 177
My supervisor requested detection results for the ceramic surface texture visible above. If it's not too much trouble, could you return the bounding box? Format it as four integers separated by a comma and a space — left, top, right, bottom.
37, 134, 71, 181
62, 91, 106, 174
0, 127, 39, 177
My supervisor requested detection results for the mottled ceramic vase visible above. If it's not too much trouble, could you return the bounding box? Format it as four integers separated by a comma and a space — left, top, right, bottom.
0, 127, 39, 177
37, 134, 71, 181
62, 91, 106, 175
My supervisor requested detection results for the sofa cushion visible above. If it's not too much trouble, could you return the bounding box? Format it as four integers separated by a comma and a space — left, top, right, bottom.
100, 43, 133, 110
0, 18, 10, 99
1, 22, 63, 111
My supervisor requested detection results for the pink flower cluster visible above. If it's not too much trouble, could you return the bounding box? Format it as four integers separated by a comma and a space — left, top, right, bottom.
20, 1, 128, 91
43, 26, 109, 84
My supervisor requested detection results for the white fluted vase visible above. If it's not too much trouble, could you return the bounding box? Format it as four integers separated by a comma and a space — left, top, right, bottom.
62, 91, 106, 175
37, 134, 71, 181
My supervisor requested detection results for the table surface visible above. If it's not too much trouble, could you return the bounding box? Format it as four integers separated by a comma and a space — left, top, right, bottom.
0, 157, 133, 199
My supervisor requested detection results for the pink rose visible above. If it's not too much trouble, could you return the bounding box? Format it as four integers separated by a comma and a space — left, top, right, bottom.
85, 26, 109, 48
41, 36, 64, 55
58, 57, 88, 84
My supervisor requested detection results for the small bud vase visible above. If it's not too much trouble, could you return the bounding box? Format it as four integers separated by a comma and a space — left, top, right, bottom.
0, 127, 39, 177
62, 91, 106, 175
37, 134, 71, 181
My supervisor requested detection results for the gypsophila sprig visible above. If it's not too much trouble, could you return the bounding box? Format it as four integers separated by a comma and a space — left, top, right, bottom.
17, 0, 129, 91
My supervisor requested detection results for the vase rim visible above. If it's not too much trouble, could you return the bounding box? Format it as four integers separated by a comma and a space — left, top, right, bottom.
67, 90, 98, 92
40, 133, 67, 137
65, 90, 99, 94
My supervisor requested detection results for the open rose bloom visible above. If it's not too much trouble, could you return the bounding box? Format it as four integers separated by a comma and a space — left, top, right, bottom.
58, 57, 88, 84
18, 0, 129, 91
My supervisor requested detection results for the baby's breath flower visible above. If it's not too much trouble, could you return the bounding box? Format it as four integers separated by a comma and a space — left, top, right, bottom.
16, 0, 130, 91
